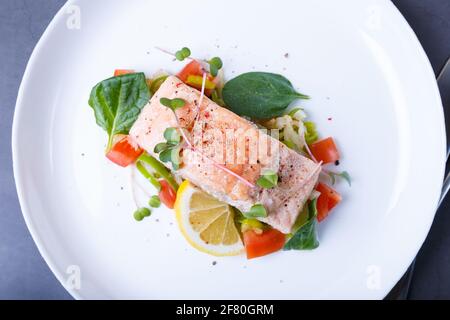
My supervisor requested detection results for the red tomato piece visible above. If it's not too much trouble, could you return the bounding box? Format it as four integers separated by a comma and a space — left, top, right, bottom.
243, 228, 286, 259
114, 69, 135, 77
316, 182, 342, 222
177, 60, 214, 96
177, 60, 204, 82
310, 137, 340, 164
158, 179, 177, 209
106, 136, 143, 167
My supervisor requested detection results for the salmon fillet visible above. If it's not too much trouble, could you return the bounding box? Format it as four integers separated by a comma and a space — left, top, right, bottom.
129, 76, 320, 233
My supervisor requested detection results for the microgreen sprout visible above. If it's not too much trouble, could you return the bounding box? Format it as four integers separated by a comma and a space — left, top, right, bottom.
149, 195, 161, 208
134, 207, 151, 221
208, 57, 223, 77
175, 47, 191, 61
256, 170, 278, 188
159, 97, 186, 111
325, 170, 352, 187
164, 127, 181, 145
244, 204, 267, 219
154, 127, 183, 170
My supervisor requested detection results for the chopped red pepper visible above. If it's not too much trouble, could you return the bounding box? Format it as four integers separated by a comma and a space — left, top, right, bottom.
106, 136, 143, 167
114, 69, 135, 77
243, 228, 286, 259
177, 60, 214, 96
316, 182, 342, 222
310, 137, 340, 164
158, 179, 177, 209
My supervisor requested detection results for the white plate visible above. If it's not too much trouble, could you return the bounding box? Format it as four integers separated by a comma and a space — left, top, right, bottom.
13, 0, 445, 299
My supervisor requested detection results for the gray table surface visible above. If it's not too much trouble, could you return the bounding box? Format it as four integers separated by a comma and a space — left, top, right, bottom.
1, 0, 449, 300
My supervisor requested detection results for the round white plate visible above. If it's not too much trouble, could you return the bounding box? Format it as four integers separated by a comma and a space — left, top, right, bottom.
13, 0, 445, 299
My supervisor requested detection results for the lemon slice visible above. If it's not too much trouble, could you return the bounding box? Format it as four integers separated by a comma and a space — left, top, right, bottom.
174, 181, 244, 256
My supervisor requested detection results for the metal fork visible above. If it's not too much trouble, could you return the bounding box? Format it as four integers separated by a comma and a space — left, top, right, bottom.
386, 56, 450, 299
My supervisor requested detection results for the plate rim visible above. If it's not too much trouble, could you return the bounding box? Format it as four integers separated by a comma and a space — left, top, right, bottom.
12, 0, 446, 300
12, 0, 84, 300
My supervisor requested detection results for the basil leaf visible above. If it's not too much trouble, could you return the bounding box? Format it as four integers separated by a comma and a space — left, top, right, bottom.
244, 204, 267, 218
88, 73, 151, 149
284, 199, 319, 250
291, 202, 310, 233
222, 72, 309, 119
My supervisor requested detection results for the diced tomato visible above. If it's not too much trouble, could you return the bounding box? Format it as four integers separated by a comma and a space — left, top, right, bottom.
106, 136, 143, 167
177, 60, 204, 82
243, 228, 286, 259
316, 182, 342, 222
114, 69, 135, 77
158, 179, 177, 209
177, 60, 214, 96
309, 137, 340, 164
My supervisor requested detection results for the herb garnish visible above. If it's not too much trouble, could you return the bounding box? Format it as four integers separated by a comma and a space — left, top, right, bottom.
88, 73, 151, 150
284, 198, 319, 250
154, 127, 183, 170
160, 97, 186, 111
208, 57, 223, 77
148, 195, 161, 208
175, 47, 191, 61
243, 204, 268, 218
256, 170, 278, 188
325, 170, 352, 187
133, 207, 151, 221
222, 72, 309, 119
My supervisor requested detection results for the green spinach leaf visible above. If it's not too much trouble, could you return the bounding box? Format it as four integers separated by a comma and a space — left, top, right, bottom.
88, 72, 151, 149
222, 72, 309, 119
284, 199, 319, 250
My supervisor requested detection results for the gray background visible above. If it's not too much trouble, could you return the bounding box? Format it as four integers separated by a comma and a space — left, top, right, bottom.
1, 0, 449, 300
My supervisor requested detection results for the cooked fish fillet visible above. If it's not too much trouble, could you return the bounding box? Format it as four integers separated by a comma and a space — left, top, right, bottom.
129, 76, 320, 233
